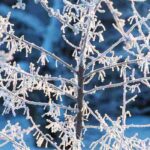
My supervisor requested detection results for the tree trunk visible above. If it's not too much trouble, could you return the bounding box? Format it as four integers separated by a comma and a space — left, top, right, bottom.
76, 64, 84, 139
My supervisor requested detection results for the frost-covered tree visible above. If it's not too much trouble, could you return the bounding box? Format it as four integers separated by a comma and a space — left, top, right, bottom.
0, 0, 150, 149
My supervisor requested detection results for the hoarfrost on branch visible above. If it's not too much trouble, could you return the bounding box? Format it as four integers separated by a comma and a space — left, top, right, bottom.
0, 0, 150, 149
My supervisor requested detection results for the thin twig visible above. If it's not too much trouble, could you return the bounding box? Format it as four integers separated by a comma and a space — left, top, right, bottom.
86, 14, 150, 69
0, 87, 77, 112
5, 32, 77, 74
84, 58, 143, 79
85, 76, 150, 95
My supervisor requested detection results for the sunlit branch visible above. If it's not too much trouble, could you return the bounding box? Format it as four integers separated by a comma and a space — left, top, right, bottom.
85, 76, 150, 95
26, 108, 61, 150
62, 34, 81, 50
5, 32, 77, 74
84, 124, 150, 129
0, 132, 26, 149
1, 62, 78, 88
0, 87, 77, 112
84, 58, 143, 79
86, 13, 150, 69
39, 0, 74, 30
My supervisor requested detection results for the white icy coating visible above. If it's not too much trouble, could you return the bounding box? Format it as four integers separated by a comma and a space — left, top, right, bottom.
0, 0, 150, 149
